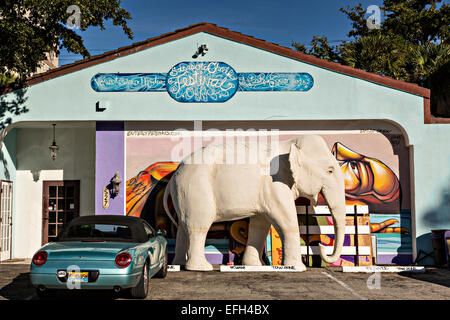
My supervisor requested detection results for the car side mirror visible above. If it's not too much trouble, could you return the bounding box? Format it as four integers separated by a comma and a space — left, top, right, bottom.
157, 229, 167, 237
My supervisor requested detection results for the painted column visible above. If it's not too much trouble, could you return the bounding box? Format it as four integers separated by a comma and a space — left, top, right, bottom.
95, 122, 125, 215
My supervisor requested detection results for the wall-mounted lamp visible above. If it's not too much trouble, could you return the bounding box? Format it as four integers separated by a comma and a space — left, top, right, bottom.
192, 44, 208, 59
110, 172, 122, 198
49, 123, 59, 161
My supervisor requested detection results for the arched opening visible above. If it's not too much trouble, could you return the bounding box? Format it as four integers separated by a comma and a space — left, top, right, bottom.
123, 119, 415, 266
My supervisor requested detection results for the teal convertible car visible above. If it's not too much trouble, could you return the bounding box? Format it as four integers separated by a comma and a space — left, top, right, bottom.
30, 215, 168, 299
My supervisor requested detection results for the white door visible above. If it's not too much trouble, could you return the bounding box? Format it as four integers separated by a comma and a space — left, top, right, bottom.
0, 181, 13, 261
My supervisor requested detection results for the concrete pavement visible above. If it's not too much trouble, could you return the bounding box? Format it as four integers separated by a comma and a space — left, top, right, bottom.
0, 263, 449, 300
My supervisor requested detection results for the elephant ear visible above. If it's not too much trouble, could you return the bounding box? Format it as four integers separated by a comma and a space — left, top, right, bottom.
289, 143, 301, 172
288, 142, 302, 198
289, 137, 305, 173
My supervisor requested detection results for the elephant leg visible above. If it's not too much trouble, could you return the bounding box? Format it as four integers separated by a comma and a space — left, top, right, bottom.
185, 225, 213, 271
242, 215, 271, 266
172, 225, 187, 265
264, 183, 306, 271
270, 219, 306, 271
174, 172, 215, 272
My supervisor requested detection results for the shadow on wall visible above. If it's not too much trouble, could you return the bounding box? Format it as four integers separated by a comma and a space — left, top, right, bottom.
418, 180, 450, 265
31, 170, 40, 182
0, 88, 27, 179
422, 181, 450, 228
415, 233, 434, 265
0, 88, 28, 129
0, 148, 10, 180
0, 126, 17, 180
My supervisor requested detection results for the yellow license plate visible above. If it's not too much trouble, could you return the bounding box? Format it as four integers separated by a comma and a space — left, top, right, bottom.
68, 272, 89, 283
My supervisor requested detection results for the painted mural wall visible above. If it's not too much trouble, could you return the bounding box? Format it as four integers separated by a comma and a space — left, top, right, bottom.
124, 126, 412, 266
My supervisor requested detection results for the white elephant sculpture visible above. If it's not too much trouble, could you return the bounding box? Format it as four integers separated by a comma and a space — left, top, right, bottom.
163, 135, 346, 271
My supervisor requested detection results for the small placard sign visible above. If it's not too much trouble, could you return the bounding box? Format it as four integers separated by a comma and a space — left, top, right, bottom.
168, 265, 181, 272
220, 265, 306, 272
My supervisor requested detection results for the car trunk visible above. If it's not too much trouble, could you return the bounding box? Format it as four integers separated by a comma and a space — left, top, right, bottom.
43, 241, 138, 261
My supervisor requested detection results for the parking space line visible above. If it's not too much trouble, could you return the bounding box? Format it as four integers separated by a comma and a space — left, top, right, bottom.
321, 271, 367, 300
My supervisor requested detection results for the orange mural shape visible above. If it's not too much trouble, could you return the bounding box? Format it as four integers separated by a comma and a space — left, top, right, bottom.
300, 234, 334, 246
370, 219, 398, 232
378, 227, 410, 234
370, 219, 410, 234
271, 226, 283, 266
332, 142, 400, 206
126, 162, 179, 217
229, 220, 249, 245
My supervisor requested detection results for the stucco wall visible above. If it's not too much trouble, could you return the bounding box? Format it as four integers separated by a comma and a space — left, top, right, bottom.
13, 125, 95, 258
1, 32, 449, 263
412, 125, 450, 263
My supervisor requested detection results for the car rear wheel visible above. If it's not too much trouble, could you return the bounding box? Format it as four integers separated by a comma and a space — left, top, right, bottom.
129, 261, 149, 299
155, 247, 168, 278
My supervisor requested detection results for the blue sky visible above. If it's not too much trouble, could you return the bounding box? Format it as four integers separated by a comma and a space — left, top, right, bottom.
59, 0, 384, 66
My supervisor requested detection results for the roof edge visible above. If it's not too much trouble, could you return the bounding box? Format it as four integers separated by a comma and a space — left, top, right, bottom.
20, 22, 429, 98
424, 97, 450, 124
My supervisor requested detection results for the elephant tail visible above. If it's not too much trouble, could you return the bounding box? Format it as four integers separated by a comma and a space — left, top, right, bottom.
163, 180, 178, 228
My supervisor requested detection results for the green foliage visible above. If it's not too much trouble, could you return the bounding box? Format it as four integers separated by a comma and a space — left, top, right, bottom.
293, 0, 450, 117
339, 3, 373, 38
0, 0, 133, 128
340, 34, 412, 80
382, 0, 449, 45
293, 36, 342, 63
0, 0, 133, 87
0, 73, 16, 88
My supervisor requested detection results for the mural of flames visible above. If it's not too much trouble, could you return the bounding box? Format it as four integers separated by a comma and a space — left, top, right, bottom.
126, 162, 179, 218
332, 142, 400, 205
125, 142, 404, 244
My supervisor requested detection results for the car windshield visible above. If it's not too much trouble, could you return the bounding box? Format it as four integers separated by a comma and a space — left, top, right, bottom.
59, 223, 134, 242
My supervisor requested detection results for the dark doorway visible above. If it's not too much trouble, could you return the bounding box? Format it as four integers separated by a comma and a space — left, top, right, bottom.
42, 181, 80, 245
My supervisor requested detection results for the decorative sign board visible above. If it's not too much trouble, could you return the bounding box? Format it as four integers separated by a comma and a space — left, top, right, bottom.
102, 186, 109, 209
342, 266, 425, 273
166, 62, 239, 102
238, 72, 313, 92
91, 73, 166, 92
91, 61, 313, 103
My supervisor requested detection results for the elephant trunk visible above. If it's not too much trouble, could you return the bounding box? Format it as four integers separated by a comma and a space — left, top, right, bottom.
318, 186, 346, 264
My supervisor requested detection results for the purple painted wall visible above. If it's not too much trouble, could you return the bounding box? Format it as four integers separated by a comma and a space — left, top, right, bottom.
95, 122, 125, 215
